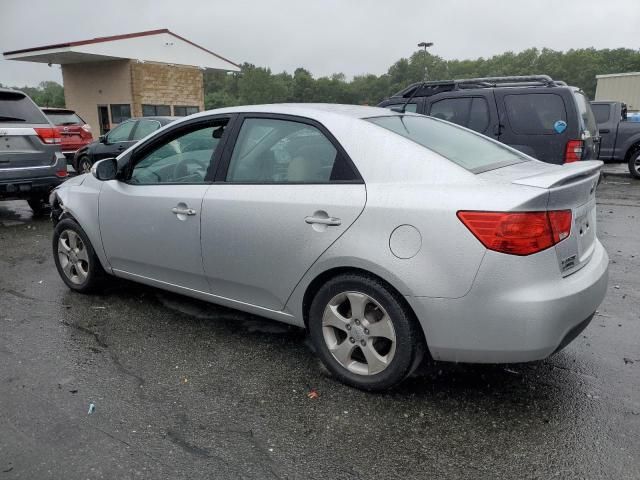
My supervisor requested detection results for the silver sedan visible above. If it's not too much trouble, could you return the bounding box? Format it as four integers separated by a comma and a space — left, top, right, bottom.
50, 104, 609, 390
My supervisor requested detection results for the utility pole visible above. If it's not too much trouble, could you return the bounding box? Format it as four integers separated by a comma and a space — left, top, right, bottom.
418, 42, 434, 82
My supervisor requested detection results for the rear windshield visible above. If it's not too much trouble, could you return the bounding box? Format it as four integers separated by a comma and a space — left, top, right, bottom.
0, 91, 49, 124
44, 111, 84, 126
573, 92, 598, 137
367, 115, 527, 173
590, 103, 610, 124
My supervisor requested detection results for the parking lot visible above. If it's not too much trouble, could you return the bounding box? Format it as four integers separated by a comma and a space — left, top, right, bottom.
0, 174, 638, 479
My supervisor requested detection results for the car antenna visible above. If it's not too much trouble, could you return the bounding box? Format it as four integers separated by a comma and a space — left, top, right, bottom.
391, 41, 433, 114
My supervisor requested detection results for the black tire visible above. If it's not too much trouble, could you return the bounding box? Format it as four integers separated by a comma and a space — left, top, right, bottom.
308, 273, 424, 391
76, 155, 92, 174
628, 150, 640, 180
52, 218, 105, 293
27, 195, 50, 216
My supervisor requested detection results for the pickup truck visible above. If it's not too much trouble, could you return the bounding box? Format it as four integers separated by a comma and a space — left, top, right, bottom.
590, 101, 640, 179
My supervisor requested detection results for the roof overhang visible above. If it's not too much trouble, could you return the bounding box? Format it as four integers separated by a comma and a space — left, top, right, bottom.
3, 29, 240, 72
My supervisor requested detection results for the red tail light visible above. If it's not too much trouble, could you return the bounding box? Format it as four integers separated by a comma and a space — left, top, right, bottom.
457, 210, 572, 256
81, 124, 92, 134
34, 127, 61, 145
564, 139, 583, 163
55, 169, 68, 178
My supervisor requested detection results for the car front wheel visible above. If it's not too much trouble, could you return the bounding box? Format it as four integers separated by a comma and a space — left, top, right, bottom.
77, 155, 92, 174
308, 273, 424, 391
52, 218, 105, 293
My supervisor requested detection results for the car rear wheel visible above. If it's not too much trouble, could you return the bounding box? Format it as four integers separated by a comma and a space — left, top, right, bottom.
27, 195, 50, 216
52, 218, 105, 293
629, 151, 640, 179
77, 155, 92, 174
308, 273, 424, 391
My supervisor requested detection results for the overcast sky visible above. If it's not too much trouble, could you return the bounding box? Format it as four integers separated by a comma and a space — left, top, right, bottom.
1, 0, 639, 87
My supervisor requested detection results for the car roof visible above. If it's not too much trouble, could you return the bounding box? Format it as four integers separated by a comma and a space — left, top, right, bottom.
0, 87, 25, 95
190, 103, 397, 121
131, 116, 178, 124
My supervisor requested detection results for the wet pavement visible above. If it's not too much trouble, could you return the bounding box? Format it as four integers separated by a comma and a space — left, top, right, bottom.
0, 177, 639, 479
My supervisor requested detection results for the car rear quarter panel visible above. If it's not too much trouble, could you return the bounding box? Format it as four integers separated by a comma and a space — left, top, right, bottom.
285, 117, 550, 322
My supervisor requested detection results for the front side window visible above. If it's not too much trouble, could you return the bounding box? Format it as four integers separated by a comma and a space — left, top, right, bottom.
504, 93, 567, 135
129, 120, 227, 185
225, 118, 357, 183
367, 115, 526, 173
132, 119, 161, 141
106, 120, 135, 143
110, 104, 131, 124
174, 106, 199, 116
142, 104, 171, 117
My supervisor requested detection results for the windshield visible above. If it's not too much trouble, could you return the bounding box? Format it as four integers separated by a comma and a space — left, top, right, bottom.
366, 115, 527, 173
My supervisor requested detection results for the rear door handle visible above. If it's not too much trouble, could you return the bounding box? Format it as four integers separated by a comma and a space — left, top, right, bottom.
305, 215, 341, 226
172, 207, 197, 216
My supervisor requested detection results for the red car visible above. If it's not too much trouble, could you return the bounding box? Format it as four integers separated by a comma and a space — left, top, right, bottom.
41, 108, 93, 160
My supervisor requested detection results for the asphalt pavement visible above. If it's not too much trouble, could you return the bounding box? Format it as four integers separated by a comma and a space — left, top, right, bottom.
0, 175, 638, 479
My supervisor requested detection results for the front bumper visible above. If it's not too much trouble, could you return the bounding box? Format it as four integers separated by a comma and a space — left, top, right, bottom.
407, 240, 609, 363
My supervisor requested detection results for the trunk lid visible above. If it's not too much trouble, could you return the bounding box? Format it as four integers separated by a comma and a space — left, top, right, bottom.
0, 125, 57, 169
482, 160, 602, 276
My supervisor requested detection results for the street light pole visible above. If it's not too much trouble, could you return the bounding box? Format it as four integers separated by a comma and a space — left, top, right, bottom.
418, 42, 434, 82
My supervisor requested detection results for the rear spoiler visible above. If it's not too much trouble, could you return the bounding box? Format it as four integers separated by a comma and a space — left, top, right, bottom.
512, 161, 602, 189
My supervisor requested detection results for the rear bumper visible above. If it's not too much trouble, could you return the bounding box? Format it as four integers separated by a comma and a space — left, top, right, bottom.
408, 240, 609, 363
0, 153, 68, 200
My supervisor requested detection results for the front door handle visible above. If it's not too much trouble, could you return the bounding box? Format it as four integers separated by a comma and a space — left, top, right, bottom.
172, 207, 197, 216
305, 215, 341, 226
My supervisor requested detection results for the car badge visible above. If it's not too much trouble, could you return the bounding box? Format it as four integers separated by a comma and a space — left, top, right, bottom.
63, 127, 69, 132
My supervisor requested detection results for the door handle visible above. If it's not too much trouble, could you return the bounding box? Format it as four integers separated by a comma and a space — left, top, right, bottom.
172, 207, 197, 216
599, 129, 610, 133
305, 215, 341, 226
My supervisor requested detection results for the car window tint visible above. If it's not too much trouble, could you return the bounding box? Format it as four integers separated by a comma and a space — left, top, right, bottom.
383, 103, 418, 113
0, 91, 49, 123
429, 98, 472, 126
591, 104, 610, 124
367, 115, 526, 173
573, 92, 598, 136
467, 98, 490, 133
107, 121, 135, 143
44, 111, 84, 125
504, 93, 567, 135
132, 119, 160, 141
226, 118, 356, 183
130, 121, 227, 185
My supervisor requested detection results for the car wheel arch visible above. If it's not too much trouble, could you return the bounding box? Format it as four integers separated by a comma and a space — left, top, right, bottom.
300, 266, 420, 332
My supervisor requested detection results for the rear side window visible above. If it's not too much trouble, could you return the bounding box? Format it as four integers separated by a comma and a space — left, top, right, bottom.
573, 92, 598, 136
226, 118, 357, 183
0, 91, 49, 123
591, 104, 610, 124
44, 111, 84, 125
429, 97, 490, 133
367, 115, 526, 173
504, 93, 567, 135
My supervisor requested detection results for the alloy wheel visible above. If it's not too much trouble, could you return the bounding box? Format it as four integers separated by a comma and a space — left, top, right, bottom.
57, 229, 90, 285
322, 291, 396, 375
79, 158, 92, 174
634, 153, 640, 176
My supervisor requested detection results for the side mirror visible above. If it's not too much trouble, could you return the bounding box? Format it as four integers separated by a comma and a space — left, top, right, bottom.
99, 134, 107, 144
91, 158, 118, 181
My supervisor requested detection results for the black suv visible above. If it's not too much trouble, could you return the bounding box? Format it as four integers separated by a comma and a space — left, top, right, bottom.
0, 88, 67, 214
378, 75, 599, 165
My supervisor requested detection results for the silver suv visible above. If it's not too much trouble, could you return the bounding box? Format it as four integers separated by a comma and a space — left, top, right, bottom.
0, 88, 67, 214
